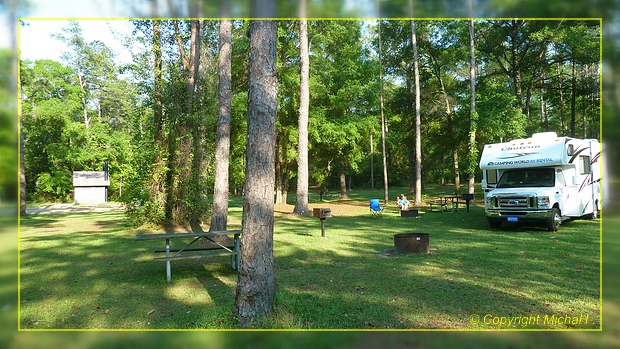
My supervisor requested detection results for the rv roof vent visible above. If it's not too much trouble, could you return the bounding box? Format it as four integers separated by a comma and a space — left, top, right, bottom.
531, 132, 557, 139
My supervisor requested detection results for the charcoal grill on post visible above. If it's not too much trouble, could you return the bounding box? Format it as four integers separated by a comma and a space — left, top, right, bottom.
313, 208, 332, 238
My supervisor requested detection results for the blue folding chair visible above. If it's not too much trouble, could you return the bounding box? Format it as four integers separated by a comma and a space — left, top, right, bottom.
369, 199, 384, 218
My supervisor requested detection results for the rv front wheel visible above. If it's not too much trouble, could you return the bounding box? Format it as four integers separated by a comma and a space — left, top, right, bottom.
547, 207, 561, 231
488, 220, 502, 230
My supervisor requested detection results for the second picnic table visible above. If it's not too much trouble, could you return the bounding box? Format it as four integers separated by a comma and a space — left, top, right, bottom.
430, 194, 473, 213
136, 229, 242, 283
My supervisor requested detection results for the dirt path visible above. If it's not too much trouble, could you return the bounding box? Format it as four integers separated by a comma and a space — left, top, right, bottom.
25, 202, 124, 215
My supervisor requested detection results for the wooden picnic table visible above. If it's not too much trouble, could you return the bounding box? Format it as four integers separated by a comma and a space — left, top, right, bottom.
136, 229, 242, 283
430, 194, 473, 213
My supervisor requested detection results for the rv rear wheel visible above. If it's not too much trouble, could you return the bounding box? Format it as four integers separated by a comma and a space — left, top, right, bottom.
587, 201, 599, 220
547, 207, 561, 231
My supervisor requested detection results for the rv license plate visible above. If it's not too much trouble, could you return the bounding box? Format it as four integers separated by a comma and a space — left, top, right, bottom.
507, 216, 519, 222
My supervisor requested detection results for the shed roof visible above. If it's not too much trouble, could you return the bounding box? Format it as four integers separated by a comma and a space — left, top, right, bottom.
73, 171, 110, 187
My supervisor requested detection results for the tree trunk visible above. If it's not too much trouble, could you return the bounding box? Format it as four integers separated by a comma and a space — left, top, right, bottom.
378, 20, 390, 205
467, 19, 477, 195
510, 20, 524, 112
378, 20, 389, 205
370, 133, 374, 189
275, 146, 284, 204
570, 59, 577, 137
20, 113, 26, 215
233, 19, 278, 328
452, 149, 460, 195
558, 63, 566, 134
283, 165, 290, 204
77, 72, 90, 129
149, 19, 168, 210
168, 19, 203, 224
339, 157, 348, 199
14, 0, 25, 214
411, 20, 422, 206
210, 19, 233, 232
175, 20, 202, 114
153, 20, 163, 141
186, 20, 204, 225
293, 19, 310, 215
431, 51, 460, 195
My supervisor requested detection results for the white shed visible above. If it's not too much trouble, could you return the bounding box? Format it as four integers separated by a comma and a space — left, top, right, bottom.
73, 171, 110, 204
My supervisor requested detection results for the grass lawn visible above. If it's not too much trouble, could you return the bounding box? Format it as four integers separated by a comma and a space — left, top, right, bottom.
18, 187, 601, 330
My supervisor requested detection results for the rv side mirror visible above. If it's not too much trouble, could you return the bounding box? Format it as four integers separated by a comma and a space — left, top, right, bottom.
567, 144, 574, 156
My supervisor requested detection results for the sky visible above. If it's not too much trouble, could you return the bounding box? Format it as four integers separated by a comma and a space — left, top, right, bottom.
2, 0, 378, 50
10, 0, 372, 66
2, 0, 139, 49
19, 19, 135, 64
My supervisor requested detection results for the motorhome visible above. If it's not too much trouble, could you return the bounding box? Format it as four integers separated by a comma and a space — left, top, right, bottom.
479, 132, 601, 231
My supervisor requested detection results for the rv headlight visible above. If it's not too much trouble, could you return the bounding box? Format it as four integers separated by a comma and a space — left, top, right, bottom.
486, 197, 494, 209
537, 196, 550, 209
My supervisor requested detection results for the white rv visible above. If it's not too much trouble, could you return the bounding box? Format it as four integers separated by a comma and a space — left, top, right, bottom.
479, 132, 601, 231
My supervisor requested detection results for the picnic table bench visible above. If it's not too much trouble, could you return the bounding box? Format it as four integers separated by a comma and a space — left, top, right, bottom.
430, 194, 474, 213
429, 198, 449, 212
136, 229, 242, 283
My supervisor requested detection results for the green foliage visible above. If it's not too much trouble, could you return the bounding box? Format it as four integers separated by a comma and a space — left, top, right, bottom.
21, 26, 136, 203
305, 20, 380, 189
0, 48, 16, 201
18, 19, 600, 213
125, 199, 167, 227
476, 89, 527, 142
33, 170, 72, 202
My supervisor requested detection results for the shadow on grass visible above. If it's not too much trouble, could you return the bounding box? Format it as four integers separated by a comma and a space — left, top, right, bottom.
18, 200, 600, 330
19, 210, 243, 329
272, 206, 600, 329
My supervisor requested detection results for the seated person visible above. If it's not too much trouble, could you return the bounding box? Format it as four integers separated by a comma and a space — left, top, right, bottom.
397, 194, 410, 211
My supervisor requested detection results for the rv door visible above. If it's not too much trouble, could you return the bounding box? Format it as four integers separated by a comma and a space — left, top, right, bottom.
556, 168, 576, 216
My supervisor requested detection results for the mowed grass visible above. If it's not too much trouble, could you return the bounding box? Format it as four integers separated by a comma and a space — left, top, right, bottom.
19, 187, 601, 329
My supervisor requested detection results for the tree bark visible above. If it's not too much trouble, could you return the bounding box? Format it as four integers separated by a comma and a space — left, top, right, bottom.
467, 19, 477, 195
510, 20, 524, 112
570, 59, 577, 137
233, 19, 278, 328
20, 113, 26, 215
339, 157, 348, 199
14, 0, 26, 214
378, 20, 389, 205
149, 19, 168, 209
411, 19, 422, 206
429, 50, 460, 195
275, 144, 284, 204
210, 19, 232, 232
293, 19, 310, 215
167, 19, 203, 224
153, 19, 163, 142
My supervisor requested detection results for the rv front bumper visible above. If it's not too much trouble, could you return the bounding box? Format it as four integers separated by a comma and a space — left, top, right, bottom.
486, 209, 552, 222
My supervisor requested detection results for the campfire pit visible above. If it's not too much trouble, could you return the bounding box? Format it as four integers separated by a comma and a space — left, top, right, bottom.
393, 232, 429, 254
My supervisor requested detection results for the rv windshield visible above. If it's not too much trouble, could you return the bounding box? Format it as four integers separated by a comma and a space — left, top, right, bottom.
496, 168, 555, 188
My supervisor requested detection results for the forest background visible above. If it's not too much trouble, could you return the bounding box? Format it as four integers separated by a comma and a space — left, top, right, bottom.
1, 0, 618, 348
18, 18, 600, 228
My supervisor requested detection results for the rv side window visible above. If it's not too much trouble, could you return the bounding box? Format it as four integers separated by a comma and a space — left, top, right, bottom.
556, 169, 566, 186
579, 156, 591, 175
486, 170, 498, 184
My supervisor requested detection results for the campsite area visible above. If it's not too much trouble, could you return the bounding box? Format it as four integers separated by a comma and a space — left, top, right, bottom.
19, 187, 600, 330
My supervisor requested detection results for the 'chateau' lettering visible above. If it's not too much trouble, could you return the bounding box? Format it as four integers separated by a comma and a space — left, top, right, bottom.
501, 144, 542, 151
